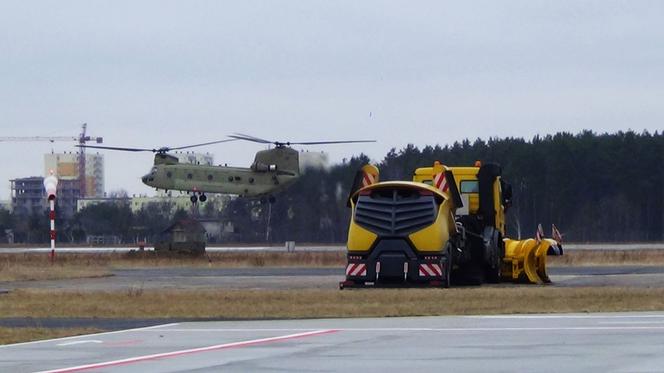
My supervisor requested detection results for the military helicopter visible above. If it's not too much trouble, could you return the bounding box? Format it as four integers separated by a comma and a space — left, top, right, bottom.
79, 133, 375, 203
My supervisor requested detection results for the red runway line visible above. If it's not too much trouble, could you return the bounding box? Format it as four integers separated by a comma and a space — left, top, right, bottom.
37, 329, 339, 373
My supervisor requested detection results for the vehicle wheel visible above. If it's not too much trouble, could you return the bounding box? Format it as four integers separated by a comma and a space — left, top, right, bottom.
199, 194, 207, 202
466, 263, 485, 285
190, 195, 198, 203
442, 245, 452, 288
484, 231, 502, 283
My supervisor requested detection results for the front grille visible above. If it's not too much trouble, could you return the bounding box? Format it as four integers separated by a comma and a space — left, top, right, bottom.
354, 189, 437, 236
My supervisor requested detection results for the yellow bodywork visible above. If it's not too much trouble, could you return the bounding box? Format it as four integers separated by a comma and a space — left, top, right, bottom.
415, 165, 506, 237
347, 162, 558, 285
503, 238, 553, 284
346, 198, 378, 251
408, 197, 456, 252
347, 181, 455, 253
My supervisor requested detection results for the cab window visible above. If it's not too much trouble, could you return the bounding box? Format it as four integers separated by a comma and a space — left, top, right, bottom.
460, 180, 479, 193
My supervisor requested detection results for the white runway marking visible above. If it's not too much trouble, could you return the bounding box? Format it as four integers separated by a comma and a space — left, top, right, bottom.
144, 326, 664, 332
599, 320, 664, 325
0, 323, 179, 349
468, 314, 664, 319
35, 329, 338, 373
57, 340, 102, 347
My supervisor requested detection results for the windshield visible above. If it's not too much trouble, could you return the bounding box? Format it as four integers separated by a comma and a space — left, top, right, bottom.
460, 180, 479, 193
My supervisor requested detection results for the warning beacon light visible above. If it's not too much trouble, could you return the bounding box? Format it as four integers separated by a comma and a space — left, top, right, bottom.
43, 171, 58, 201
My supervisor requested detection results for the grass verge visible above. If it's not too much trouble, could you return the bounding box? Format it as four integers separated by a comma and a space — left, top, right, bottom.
2, 287, 664, 319
1, 249, 663, 282
0, 264, 111, 282
0, 327, 102, 345
0, 252, 343, 281
548, 249, 664, 266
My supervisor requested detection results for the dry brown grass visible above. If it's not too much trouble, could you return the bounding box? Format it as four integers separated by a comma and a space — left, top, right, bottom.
0, 255, 112, 282
2, 287, 664, 319
0, 251, 346, 269
548, 249, 664, 266
0, 252, 343, 281
1, 249, 662, 282
0, 327, 102, 345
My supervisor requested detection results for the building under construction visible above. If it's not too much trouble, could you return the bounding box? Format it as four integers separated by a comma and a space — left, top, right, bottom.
7, 124, 105, 218
11, 176, 84, 218
44, 152, 105, 198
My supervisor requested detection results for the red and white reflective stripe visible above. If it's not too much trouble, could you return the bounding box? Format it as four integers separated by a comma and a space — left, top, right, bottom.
362, 172, 376, 187
433, 172, 449, 192
346, 263, 367, 277
49, 199, 56, 251
419, 263, 442, 277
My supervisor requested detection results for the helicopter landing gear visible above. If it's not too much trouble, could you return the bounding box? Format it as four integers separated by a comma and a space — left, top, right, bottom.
189, 192, 207, 204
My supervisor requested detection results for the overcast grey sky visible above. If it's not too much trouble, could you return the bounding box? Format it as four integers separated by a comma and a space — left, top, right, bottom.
1, 1, 662, 199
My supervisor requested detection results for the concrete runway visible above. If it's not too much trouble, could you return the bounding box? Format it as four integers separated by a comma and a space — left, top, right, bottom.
1, 312, 664, 372
3, 265, 664, 292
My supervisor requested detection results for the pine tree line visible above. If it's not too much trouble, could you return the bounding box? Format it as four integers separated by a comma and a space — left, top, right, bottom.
2, 131, 661, 244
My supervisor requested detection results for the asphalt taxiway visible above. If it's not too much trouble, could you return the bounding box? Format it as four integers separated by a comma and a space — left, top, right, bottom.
1, 312, 663, 372
1, 242, 662, 253
3, 265, 664, 292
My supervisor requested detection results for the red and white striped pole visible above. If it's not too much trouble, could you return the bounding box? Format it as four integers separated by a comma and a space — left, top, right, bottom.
44, 172, 58, 263
49, 198, 56, 262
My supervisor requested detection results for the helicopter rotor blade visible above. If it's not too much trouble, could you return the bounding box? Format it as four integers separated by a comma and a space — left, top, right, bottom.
287, 140, 377, 145
76, 144, 155, 152
78, 138, 238, 153
168, 138, 238, 151
229, 133, 376, 147
228, 133, 272, 144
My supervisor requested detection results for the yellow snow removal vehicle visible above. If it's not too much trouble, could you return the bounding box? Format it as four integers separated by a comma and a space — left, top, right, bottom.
340, 161, 562, 288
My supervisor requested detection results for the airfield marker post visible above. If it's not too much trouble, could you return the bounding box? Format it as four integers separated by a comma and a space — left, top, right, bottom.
43, 171, 58, 263
49, 198, 56, 263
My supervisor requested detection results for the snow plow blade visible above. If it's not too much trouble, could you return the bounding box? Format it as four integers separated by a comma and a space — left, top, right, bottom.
502, 238, 559, 284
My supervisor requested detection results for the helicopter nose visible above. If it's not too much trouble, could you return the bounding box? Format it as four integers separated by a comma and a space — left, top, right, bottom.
141, 175, 151, 185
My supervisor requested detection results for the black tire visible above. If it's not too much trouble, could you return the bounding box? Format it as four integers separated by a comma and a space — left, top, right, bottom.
484, 231, 502, 284
442, 245, 453, 288
190, 195, 198, 203
199, 194, 207, 202
468, 264, 485, 285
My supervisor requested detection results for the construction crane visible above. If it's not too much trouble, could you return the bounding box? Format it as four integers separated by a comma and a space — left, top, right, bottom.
0, 123, 103, 197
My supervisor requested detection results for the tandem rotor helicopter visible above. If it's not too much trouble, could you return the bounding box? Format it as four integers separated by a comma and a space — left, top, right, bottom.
79, 133, 375, 203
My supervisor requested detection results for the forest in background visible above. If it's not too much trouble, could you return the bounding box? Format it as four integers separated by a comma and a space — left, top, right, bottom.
1, 130, 662, 244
